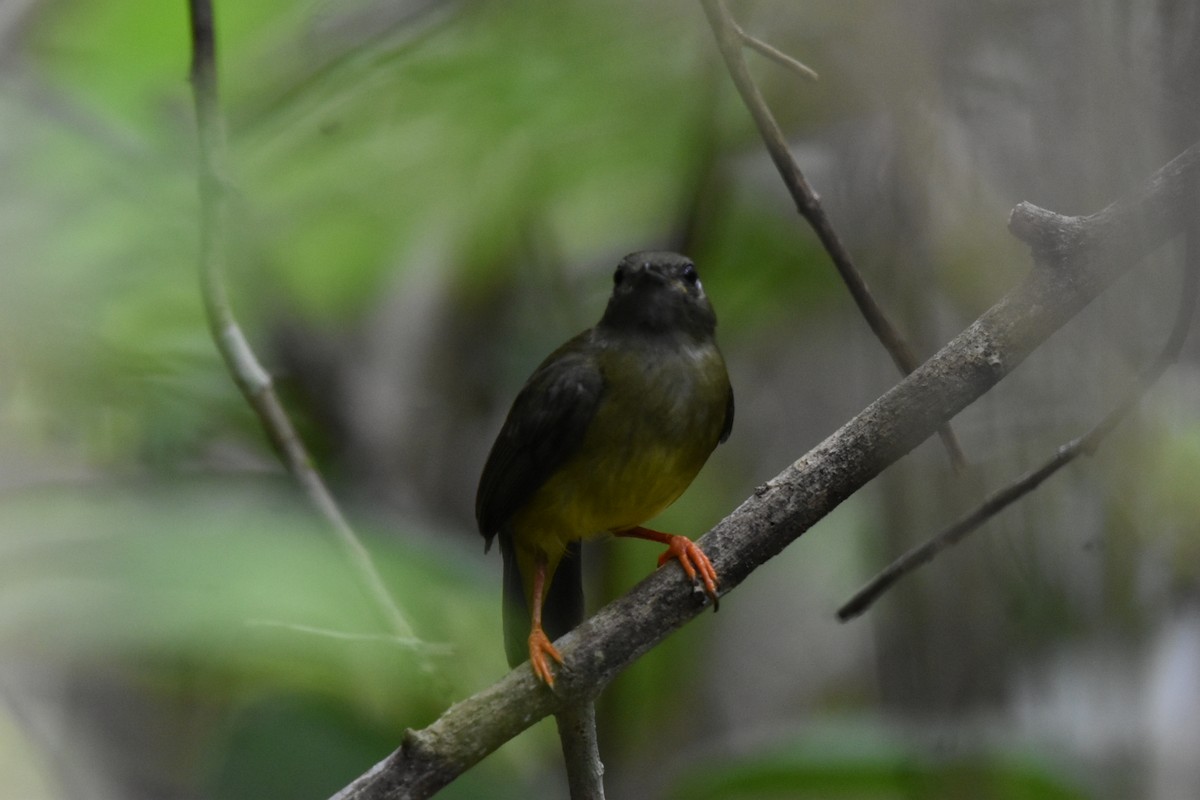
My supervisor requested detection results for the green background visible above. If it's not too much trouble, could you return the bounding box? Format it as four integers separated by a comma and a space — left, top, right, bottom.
2, 1, 1198, 798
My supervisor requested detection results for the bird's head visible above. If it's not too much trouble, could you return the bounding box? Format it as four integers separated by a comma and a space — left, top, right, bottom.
598, 251, 717, 339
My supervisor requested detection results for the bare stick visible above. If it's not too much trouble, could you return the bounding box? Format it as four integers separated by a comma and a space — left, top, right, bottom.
739, 30, 819, 81
329, 139, 1200, 800
839, 217, 1199, 621
186, 0, 417, 643
699, 0, 967, 470
555, 701, 605, 799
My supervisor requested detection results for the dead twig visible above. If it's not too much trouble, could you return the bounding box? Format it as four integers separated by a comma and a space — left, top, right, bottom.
698, 0, 967, 470
186, 0, 419, 646
738, 29, 819, 81
839, 215, 1199, 621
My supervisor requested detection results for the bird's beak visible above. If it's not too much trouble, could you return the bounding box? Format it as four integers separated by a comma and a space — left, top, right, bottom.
628, 263, 666, 286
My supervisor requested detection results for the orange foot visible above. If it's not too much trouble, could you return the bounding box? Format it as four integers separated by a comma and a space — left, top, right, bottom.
617, 527, 721, 611
528, 626, 564, 687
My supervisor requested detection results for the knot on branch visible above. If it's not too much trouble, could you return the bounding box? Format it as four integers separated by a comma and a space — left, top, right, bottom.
1007, 201, 1088, 262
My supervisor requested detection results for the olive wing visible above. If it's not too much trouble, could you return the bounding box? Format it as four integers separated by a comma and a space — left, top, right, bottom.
719, 382, 734, 444
475, 332, 605, 547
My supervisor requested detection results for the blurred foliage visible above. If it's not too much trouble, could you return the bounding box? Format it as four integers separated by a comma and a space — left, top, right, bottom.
4, 0, 801, 795
666, 725, 1088, 800
0, 478, 535, 796
4, 0, 1200, 798
5, 0, 838, 462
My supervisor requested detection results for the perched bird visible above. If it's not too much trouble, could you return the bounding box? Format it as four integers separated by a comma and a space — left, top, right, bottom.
475, 251, 733, 686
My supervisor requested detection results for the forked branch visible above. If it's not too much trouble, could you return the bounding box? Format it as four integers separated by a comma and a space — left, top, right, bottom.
839, 195, 1200, 621
330, 136, 1200, 800
698, 0, 967, 470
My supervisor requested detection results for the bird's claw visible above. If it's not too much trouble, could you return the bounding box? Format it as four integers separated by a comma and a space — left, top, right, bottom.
657, 535, 721, 611
528, 627, 564, 687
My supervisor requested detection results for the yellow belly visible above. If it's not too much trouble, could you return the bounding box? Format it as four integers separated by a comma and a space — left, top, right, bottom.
510, 346, 728, 560
512, 439, 709, 558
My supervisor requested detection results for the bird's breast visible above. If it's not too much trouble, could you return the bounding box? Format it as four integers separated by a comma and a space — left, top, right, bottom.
511, 337, 729, 555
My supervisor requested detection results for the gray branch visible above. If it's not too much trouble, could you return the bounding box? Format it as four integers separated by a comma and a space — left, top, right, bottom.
555, 701, 605, 799
329, 139, 1200, 799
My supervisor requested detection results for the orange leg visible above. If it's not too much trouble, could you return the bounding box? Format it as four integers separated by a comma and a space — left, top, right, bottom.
616, 526, 720, 611
528, 551, 564, 687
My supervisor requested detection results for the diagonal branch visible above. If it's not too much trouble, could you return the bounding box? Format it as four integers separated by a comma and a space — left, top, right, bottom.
186, 0, 418, 645
330, 139, 1200, 800
699, 0, 967, 471
555, 700, 605, 799
739, 30, 819, 81
838, 203, 1200, 621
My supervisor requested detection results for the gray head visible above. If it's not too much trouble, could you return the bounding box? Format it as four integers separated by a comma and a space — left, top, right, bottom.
598, 251, 717, 339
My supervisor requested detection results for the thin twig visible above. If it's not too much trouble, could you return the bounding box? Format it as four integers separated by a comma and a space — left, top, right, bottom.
186, 0, 418, 644
699, 0, 967, 471
244, 619, 455, 653
838, 211, 1200, 622
739, 29, 819, 81
555, 702, 605, 799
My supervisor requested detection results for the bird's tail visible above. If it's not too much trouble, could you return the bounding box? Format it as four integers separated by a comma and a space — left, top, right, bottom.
499, 531, 584, 669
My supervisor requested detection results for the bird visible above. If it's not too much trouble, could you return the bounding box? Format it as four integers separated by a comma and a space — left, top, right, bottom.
475, 251, 733, 687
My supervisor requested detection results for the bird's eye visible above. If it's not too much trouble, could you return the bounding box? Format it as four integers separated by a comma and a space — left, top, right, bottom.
682, 264, 699, 284
613, 267, 624, 286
